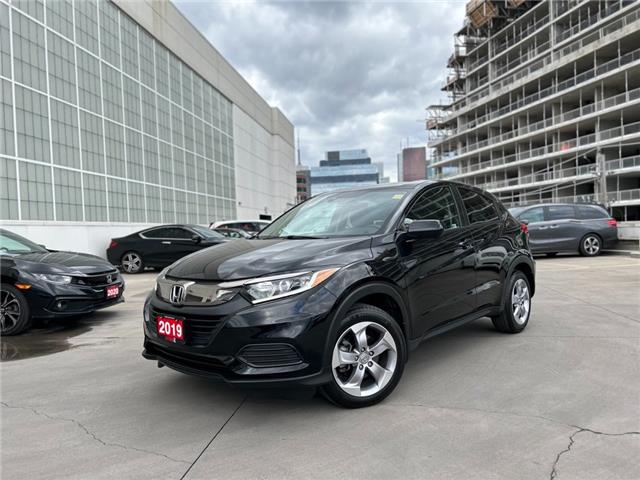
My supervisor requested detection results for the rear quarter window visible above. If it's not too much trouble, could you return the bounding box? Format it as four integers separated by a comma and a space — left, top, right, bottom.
576, 205, 608, 220
546, 205, 576, 221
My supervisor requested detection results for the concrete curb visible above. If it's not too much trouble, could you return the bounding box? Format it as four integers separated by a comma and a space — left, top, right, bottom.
603, 249, 640, 258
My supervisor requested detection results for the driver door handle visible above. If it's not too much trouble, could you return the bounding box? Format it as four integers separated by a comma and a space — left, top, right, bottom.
162, 241, 171, 245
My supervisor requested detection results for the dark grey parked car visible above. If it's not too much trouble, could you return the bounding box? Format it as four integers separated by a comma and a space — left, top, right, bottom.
509, 203, 617, 257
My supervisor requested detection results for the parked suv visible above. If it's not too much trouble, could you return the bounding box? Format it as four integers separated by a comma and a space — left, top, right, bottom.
509, 203, 617, 257
143, 181, 535, 408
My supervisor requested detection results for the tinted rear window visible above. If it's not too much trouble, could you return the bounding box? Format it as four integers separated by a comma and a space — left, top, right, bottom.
458, 188, 499, 224
576, 205, 608, 220
546, 205, 576, 221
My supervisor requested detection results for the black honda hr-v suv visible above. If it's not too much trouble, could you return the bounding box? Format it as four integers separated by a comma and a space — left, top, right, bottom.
143, 181, 535, 407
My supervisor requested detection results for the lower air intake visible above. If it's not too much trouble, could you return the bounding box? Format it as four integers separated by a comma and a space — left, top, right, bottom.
237, 344, 303, 368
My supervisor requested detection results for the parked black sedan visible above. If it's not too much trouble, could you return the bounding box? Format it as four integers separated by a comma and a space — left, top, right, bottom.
107, 225, 228, 274
0, 229, 125, 336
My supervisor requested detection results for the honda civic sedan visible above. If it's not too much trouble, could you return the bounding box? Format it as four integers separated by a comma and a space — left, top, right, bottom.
0, 229, 124, 335
142, 181, 535, 408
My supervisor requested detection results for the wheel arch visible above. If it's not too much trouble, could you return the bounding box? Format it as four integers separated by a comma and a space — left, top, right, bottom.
508, 255, 536, 297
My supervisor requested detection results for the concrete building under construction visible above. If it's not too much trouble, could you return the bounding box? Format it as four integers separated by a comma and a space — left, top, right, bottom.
427, 0, 640, 221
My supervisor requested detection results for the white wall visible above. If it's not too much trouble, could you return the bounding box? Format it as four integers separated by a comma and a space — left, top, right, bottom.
0, 221, 165, 258
233, 106, 296, 220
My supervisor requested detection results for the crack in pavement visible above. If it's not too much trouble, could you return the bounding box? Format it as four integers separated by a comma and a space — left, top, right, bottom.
179, 395, 247, 480
549, 428, 640, 480
0, 401, 189, 465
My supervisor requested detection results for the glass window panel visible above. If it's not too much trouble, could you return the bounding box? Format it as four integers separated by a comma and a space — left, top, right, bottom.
213, 129, 221, 164
99, 0, 120, 68
107, 177, 128, 222
196, 155, 206, 194
202, 85, 212, 125
158, 141, 172, 187
192, 75, 203, 119
53, 168, 82, 221
205, 159, 215, 196
1, 4, 12, 79
80, 111, 104, 173
1, 79, 15, 156
120, 13, 138, 79
104, 120, 125, 178
175, 190, 186, 220
207, 196, 215, 224
102, 62, 123, 123
12, 10, 47, 92
138, 30, 155, 89
170, 103, 183, 147
155, 44, 169, 98
19, 161, 53, 220
74, 0, 99, 55
204, 124, 213, 160
196, 194, 208, 224
47, 31, 76, 104
172, 147, 185, 190
157, 95, 171, 142
146, 184, 161, 223
46, 0, 74, 40
459, 188, 499, 224
184, 151, 196, 191
50, 98, 80, 168
82, 172, 107, 221
128, 181, 145, 222
77, 49, 102, 114
211, 88, 220, 129
181, 67, 192, 113
194, 118, 204, 156
125, 128, 143, 181
0, 157, 19, 220
15, 86, 49, 162
14, 0, 44, 22
161, 187, 174, 223
122, 76, 141, 129
183, 111, 194, 152
141, 86, 156, 136
143, 134, 159, 184
169, 53, 181, 106
186, 192, 198, 224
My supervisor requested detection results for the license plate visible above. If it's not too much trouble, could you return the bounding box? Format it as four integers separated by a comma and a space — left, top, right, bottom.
106, 285, 120, 299
157, 316, 184, 342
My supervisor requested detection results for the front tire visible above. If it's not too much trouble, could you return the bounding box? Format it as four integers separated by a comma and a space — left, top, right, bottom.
121, 251, 144, 274
579, 234, 601, 257
0, 284, 31, 336
491, 271, 531, 334
320, 304, 406, 408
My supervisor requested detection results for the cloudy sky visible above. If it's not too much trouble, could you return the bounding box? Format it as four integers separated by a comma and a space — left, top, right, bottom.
174, 0, 466, 181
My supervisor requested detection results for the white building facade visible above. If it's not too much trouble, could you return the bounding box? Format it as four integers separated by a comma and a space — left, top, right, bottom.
0, 0, 295, 256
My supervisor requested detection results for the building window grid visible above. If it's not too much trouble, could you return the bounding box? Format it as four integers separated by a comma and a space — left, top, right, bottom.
1, 0, 236, 224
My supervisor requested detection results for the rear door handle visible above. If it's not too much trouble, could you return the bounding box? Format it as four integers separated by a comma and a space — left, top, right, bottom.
162, 241, 171, 245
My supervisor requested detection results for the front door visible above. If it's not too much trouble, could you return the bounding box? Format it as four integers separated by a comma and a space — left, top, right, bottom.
400, 185, 477, 337
542, 205, 578, 251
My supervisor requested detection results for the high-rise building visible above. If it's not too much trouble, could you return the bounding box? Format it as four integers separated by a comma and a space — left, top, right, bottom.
0, 0, 295, 255
428, 0, 640, 221
310, 149, 380, 195
296, 165, 310, 203
397, 146, 427, 182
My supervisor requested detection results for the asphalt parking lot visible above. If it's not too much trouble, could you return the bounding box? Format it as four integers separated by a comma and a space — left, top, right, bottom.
1, 255, 639, 480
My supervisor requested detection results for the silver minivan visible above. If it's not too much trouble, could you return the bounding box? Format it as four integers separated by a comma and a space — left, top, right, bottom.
508, 203, 618, 257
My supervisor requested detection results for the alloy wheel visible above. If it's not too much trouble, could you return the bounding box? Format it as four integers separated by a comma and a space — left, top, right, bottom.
0, 289, 21, 333
511, 278, 530, 325
331, 321, 398, 397
122, 253, 142, 273
583, 236, 600, 255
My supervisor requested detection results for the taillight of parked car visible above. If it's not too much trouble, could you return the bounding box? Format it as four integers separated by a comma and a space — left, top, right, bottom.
607, 219, 617, 227
108, 239, 118, 249
520, 223, 529, 234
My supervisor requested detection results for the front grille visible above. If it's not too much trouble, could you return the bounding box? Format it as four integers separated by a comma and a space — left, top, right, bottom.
151, 309, 224, 347
237, 344, 303, 368
75, 270, 119, 287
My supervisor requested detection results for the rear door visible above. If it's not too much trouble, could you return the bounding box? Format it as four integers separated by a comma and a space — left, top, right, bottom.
139, 227, 176, 265
542, 205, 577, 251
518, 206, 545, 252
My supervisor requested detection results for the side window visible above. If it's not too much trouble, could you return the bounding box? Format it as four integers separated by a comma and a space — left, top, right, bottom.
405, 186, 461, 230
172, 228, 193, 239
546, 205, 575, 221
576, 205, 607, 220
143, 227, 174, 239
458, 188, 499, 224
519, 207, 544, 223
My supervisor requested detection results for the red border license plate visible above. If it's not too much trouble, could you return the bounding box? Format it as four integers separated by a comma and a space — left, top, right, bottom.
106, 285, 119, 299
157, 316, 184, 342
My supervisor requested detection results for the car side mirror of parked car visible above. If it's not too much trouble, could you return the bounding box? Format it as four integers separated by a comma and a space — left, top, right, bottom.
192, 235, 201, 244
405, 220, 444, 239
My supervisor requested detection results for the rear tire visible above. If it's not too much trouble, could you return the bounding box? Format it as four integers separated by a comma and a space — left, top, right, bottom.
0, 284, 31, 336
121, 251, 144, 274
320, 304, 406, 408
491, 271, 531, 334
579, 234, 601, 257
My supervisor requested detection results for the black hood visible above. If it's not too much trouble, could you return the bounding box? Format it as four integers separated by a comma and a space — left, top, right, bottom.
11, 251, 116, 275
166, 237, 373, 280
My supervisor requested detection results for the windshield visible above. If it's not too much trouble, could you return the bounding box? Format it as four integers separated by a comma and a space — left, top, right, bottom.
0, 229, 48, 254
192, 226, 224, 239
258, 188, 409, 238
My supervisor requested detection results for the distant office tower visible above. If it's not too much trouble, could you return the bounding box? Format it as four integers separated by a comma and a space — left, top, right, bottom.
296, 165, 311, 203
310, 149, 381, 195
398, 147, 427, 182
428, 0, 640, 220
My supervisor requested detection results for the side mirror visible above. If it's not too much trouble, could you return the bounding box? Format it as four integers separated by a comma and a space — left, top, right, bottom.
404, 220, 444, 239
520, 219, 529, 225
191, 235, 202, 244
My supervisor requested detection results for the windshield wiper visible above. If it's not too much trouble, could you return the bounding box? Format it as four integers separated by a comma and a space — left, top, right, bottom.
257, 234, 325, 240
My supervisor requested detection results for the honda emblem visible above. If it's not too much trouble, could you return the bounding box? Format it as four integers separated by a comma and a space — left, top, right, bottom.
170, 284, 187, 304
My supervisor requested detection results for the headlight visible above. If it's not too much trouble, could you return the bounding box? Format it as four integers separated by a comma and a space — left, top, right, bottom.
240, 268, 338, 304
33, 273, 73, 284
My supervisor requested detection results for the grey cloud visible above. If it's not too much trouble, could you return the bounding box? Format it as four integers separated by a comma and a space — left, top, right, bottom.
175, 0, 466, 180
